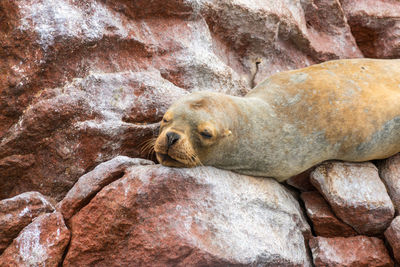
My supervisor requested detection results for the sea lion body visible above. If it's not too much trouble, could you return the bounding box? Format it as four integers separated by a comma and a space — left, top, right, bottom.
155, 59, 400, 182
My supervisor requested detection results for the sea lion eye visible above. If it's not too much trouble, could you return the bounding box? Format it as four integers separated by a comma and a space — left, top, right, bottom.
200, 131, 212, 139
163, 118, 169, 123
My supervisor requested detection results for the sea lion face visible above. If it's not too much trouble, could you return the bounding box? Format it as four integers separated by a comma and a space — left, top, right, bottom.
154, 92, 233, 168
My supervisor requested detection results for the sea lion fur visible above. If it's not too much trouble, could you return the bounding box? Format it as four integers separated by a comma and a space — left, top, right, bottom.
154, 58, 400, 182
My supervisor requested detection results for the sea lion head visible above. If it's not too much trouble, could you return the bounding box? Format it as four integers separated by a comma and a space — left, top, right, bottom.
155, 91, 234, 168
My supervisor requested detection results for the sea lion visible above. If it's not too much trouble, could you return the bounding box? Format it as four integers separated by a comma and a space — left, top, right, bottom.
154, 58, 400, 182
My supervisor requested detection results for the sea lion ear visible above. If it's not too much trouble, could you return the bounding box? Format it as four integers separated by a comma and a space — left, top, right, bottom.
223, 129, 232, 137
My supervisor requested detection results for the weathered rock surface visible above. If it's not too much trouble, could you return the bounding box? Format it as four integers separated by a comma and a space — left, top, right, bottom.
310, 161, 394, 235
301, 191, 357, 237
0, 0, 370, 202
378, 153, 400, 213
57, 155, 154, 222
310, 236, 393, 267
385, 216, 400, 264
63, 163, 312, 266
286, 168, 315, 191
2, 0, 400, 265
0, 212, 70, 267
0, 191, 55, 253
341, 0, 400, 58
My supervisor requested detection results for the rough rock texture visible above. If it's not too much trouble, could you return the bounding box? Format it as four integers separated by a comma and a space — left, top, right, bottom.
0, 191, 55, 253
378, 153, 400, 213
286, 168, 315, 191
341, 0, 400, 58
2, 0, 400, 265
310, 161, 394, 235
57, 155, 154, 222
385, 216, 400, 264
63, 163, 312, 266
310, 236, 394, 267
0, 0, 367, 201
301, 191, 357, 237
0, 212, 70, 267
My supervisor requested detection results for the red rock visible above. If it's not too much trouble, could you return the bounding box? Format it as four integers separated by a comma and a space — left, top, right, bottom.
0, 0, 367, 202
286, 168, 315, 191
204, 0, 362, 87
378, 153, 400, 213
311, 161, 394, 235
57, 156, 154, 222
0, 212, 70, 267
0, 191, 55, 253
385, 216, 400, 264
341, 0, 400, 58
310, 236, 394, 267
63, 162, 312, 266
301, 191, 357, 237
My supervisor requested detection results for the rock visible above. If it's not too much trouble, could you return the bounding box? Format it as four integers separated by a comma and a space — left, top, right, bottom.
301, 191, 357, 237
310, 236, 394, 267
0, 0, 247, 201
310, 161, 394, 235
341, 0, 400, 58
286, 168, 315, 191
0, 212, 70, 267
63, 162, 312, 266
0, 191, 55, 253
378, 153, 400, 213
0, 0, 366, 201
384, 216, 400, 264
57, 156, 154, 222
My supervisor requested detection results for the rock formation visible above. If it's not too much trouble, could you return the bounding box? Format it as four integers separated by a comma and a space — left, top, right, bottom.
1, 0, 400, 265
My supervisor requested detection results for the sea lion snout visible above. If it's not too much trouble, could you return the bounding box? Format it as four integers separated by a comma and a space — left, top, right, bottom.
166, 131, 181, 148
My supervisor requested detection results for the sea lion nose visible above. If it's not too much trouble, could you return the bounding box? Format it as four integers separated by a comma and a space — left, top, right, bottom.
166, 131, 180, 148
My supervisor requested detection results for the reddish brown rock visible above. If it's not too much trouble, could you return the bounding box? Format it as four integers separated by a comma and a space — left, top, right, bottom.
63, 162, 312, 266
341, 0, 400, 58
0, 191, 55, 253
385, 216, 400, 264
310, 236, 394, 267
0, 212, 70, 267
378, 153, 400, 213
57, 156, 154, 222
1, 0, 367, 201
311, 161, 394, 235
286, 168, 315, 191
301, 191, 357, 237
204, 0, 362, 87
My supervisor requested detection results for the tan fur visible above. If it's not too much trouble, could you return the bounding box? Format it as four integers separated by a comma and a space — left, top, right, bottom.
155, 59, 400, 182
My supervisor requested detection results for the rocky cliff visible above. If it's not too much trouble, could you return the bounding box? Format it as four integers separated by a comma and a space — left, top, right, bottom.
1, 0, 400, 266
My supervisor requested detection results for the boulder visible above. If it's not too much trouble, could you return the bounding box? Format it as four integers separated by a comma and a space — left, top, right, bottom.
0, 0, 365, 201
378, 153, 400, 213
0, 212, 70, 267
57, 156, 154, 222
301, 191, 357, 237
63, 162, 312, 266
0, 191, 55, 253
310, 161, 394, 235
286, 168, 315, 191
310, 236, 393, 267
384, 216, 400, 264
